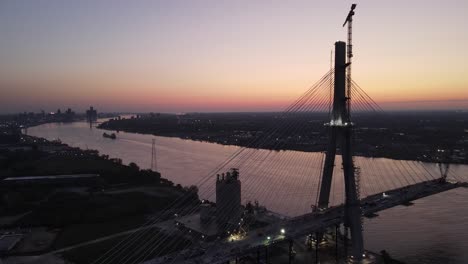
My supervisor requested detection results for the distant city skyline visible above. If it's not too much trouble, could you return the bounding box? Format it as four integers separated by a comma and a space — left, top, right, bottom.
1, 0, 467, 113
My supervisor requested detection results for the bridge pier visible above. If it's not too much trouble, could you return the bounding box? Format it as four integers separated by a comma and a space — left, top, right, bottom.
256, 247, 260, 264
335, 224, 339, 262
288, 239, 294, 264
343, 225, 349, 258
315, 232, 319, 263
317, 41, 364, 262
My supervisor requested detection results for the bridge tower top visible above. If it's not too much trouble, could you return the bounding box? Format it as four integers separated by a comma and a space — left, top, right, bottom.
328, 41, 349, 127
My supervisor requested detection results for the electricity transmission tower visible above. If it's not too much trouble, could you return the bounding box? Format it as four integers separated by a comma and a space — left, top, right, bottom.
151, 138, 158, 171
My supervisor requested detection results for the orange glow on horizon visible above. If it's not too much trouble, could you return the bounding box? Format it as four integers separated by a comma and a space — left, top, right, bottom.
1, 1, 467, 113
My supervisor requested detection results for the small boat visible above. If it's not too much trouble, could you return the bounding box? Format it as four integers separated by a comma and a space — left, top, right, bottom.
103, 132, 116, 139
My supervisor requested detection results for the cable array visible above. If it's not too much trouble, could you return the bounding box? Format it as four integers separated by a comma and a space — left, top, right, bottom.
84, 73, 466, 264
90, 71, 336, 264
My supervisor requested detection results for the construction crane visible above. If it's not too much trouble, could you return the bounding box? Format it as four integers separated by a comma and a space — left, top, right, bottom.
343, 4, 356, 121
342, 5, 363, 259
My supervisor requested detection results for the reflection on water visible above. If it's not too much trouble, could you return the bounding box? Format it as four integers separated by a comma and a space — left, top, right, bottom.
28, 120, 468, 264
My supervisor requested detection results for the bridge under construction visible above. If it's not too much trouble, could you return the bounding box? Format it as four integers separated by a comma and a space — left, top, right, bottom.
83, 4, 468, 264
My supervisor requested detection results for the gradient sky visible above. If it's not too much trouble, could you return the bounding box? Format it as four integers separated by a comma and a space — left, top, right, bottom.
1, 0, 467, 113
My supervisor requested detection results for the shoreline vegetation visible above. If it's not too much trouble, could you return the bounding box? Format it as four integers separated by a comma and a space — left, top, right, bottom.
97, 112, 468, 165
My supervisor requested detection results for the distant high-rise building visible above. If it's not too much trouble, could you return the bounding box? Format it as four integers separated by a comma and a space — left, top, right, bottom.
86, 106, 97, 122
216, 168, 241, 229
64, 108, 75, 121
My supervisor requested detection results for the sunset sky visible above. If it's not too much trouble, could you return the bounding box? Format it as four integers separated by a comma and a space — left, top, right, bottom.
1, 0, 467, 113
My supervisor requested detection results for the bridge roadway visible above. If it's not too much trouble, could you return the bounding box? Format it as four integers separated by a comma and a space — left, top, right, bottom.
152, 179, 466, 264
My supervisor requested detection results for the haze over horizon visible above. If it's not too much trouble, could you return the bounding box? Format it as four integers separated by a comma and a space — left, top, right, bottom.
1, 0, 467, 113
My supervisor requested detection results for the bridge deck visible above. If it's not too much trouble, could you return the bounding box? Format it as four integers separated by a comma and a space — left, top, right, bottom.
151, 179, 465, 264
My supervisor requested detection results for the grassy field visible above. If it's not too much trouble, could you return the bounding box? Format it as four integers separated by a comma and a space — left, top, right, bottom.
52, 215, 147, 249
12, 190, 187, 250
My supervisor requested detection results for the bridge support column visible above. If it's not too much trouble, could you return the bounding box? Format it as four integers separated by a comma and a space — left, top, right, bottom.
318, 41, 347, 209
288, 239, 294, 264
342, 127, 364, 261
335, 224, 339, 262
318, 127, 337, 208
315, 232, 319, 264
344, 227, 348, 256
316, 41, 364, 262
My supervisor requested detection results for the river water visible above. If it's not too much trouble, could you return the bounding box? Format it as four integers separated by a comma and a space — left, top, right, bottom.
28, 120, 468, 263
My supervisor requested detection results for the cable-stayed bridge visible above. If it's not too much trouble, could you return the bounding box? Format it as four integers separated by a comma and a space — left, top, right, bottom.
86, 51, 468, 264
85, 5, 468, 264
165, 180, 465, 264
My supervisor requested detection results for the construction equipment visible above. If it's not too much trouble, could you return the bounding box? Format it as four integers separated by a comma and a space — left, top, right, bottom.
343, 4, 356, 121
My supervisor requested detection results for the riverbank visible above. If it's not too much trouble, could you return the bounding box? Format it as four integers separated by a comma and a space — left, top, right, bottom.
98, 112, 468, 165
0, 134, 199, 263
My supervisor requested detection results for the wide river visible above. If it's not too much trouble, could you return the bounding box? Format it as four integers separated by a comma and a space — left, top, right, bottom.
29, 120, 468, 263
